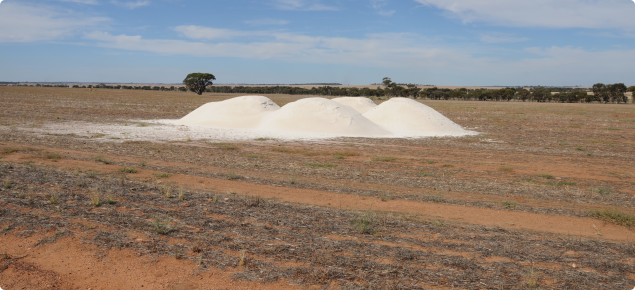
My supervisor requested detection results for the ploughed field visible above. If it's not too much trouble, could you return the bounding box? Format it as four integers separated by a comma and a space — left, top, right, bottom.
1, 86, 634, 289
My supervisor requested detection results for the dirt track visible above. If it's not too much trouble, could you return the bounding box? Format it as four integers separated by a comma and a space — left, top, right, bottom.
1, 87, 634, 289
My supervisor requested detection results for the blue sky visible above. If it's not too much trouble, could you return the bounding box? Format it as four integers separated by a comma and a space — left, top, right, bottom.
1, 0, 634, 86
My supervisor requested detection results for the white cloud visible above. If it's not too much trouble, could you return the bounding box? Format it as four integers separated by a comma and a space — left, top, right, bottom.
111, 0, 149, 9
480, 34, 528, 43
173, 26, 271, 40
0, 2, 109, 42
56, 0, 99, 4
414, 0, 635, 30
244, 19, 289, 26
82, 26, 635, 85
271, 0, 337, 11
370, 0, 395, 16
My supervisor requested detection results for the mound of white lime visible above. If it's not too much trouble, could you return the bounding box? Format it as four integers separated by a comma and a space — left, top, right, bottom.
259, 97, 391, 137
364, 97, 473, 136
331, 97, 377, 114
175, 95, 279, 128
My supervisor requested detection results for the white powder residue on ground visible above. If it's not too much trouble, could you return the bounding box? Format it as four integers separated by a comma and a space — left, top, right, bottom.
175, 95, 279, 128
16, 96, 476, 142
258, 98, 391, 137
363, 97, 474, 137
331, 97, 378, 114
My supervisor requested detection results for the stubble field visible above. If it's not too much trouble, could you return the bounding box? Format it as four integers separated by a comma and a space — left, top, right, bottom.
0, 87, 634, 289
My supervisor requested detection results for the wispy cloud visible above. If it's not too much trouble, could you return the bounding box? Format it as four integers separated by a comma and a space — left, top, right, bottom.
111, 0, 149, 9
244, 18, 289, 26
82, 25, 635, 84
415, 0, 635, 30
370, 0, 395, 16
271, 0, 337, 11
55, 0, 100, 4
480, 34, 528, 43
0, 2, 109, 42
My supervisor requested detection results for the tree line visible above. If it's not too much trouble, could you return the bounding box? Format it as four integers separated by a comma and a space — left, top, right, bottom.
205, 84, 632, 104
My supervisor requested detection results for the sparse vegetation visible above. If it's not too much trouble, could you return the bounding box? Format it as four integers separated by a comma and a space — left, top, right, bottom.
2, 148, 19, 154
227, 171, 239, 180
352, 211, 374, 234
153, 216, 172, 235
372, 156, 397, 162
94, 156, 112, 164
214, 143, 239, 150
3, 178, 12, 189
2, 87, 635, 289
590, 209, 635, 228
498, 166, 514, 172
418, 171, 436, 177
90, 194, 101, 207
238, 250, 247, 266
161, 186, 172, 198
119, 167, 137, 173
525, 268, 540, 288
306, 162, 337, 168
49, 192, 59, 204
154, 173, 171, 179
46, 153, 62, 160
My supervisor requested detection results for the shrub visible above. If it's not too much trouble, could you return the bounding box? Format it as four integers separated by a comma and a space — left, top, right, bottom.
119, 167, 137, 173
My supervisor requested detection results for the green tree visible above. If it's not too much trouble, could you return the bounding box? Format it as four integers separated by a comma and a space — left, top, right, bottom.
183, 73, 216, 95
516, 89, 530, 102
592, 83, 607, 103
608, 83, 627, 103
382, 77, 392, 87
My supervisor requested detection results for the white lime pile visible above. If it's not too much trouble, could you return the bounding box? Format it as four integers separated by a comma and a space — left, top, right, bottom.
363, 97, 472, 136
331, 97, 378, 114
258, 98, 390, 137
173, 96, 475, 139
175, 95, 279, 128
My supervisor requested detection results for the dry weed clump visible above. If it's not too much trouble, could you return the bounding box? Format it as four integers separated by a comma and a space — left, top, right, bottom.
3, 177, 12, 189
178, 187, 185, 200
153, 216, 172, 235
161, 185, 172, 198
352, 211, 374, 234
49, 192, 59, 205
90, 193, 101, 207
